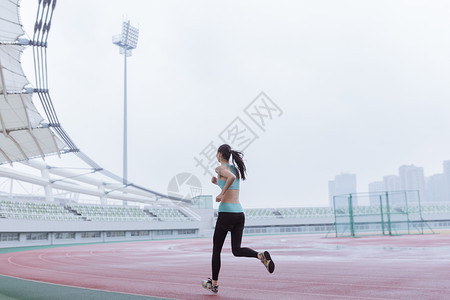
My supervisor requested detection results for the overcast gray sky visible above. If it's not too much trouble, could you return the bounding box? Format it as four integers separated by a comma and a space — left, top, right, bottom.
19, 0, 450, 208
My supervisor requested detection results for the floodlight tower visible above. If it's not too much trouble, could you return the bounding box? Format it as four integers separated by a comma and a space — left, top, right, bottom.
112, 21, 139, 186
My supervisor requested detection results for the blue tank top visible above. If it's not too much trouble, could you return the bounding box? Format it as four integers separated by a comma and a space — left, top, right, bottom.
217, 164, 240, 190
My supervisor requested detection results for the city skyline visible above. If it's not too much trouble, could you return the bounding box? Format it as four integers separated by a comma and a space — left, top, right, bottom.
330, 159, 450, 206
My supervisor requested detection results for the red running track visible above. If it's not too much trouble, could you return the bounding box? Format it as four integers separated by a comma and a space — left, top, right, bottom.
1, 234, 450, 299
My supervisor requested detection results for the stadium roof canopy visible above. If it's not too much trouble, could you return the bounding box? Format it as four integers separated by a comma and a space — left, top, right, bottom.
0, 0, 189, 204
0, 0, 67, 165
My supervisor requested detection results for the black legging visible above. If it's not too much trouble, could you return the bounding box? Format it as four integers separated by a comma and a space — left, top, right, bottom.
212, 212, 258, 280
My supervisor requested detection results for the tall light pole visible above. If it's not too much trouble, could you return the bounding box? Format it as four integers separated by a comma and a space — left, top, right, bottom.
112, 21, 139, 187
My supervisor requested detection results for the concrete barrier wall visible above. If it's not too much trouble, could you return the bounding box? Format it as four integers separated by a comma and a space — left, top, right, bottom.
0, 219, 201, 248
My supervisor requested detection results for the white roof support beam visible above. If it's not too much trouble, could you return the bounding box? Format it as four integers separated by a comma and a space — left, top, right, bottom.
28, 129, 46, 159
0, 166, 162, 204
0, 56, 8, 95
24, 160, 161, 200
7, 133, 27, 161
0, 146, 12, 165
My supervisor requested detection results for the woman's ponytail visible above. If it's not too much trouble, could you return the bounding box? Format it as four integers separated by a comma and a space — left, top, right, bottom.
231, 150, 247, 181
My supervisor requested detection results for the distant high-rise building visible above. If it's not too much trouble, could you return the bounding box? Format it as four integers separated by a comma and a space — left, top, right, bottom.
424, 161, 450, 203
383, 174, 402, 205
328, 180, 335, 207
368, 181, 384, 206
328, 173, 357, 207
383, 175, 401, 192
426, 174, 446, 203
399, 165, 426, 202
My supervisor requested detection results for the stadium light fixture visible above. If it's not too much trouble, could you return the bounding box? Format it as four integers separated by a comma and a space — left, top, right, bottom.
112, 21, 139, 188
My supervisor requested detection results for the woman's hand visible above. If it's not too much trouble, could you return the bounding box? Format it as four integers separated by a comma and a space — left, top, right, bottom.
216, 194, 223, 202
211, 176, 217, 185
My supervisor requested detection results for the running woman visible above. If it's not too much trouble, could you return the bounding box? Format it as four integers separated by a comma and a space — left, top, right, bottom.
202, 144, 275, 294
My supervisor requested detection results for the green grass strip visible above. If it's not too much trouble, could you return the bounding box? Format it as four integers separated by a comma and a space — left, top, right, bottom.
0, 275, 171, 300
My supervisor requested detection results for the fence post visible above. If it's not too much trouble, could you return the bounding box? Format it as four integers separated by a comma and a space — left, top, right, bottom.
404, 191, 411, 234
349, 194, 356, 237
385, 192, 392, 236
379, 195, 385, 235
333, 196, 338, 237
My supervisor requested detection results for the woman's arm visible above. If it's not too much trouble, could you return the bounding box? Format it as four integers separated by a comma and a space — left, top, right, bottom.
215, 166, 236, 202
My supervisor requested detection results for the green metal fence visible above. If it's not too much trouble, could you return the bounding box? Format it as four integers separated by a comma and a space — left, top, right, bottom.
332, 191, 434, 237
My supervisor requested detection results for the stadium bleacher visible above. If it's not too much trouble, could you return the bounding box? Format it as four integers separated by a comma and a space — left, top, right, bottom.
0, 200, 193, 222
244, 207, 334, 220
244, 208, 277, 219
0, 200, 82, 221
146, 207, 189, 222
69, 204, 149, 222
2, 199, 450, 223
